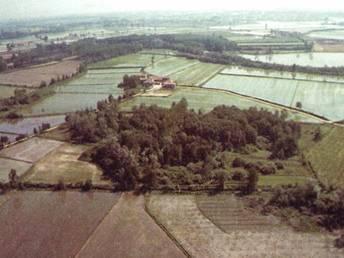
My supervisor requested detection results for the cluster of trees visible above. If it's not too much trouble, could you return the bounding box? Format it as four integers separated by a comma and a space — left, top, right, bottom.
0, 89, 40, 112
269, 183, 344, 230
66, 97, 300, 191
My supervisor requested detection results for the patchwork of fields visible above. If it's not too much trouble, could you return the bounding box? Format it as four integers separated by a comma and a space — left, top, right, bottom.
204, 72, 344, 121
20, 66, 139, 116
120, 86, 324, 123
242, 52, 344, 67
23, 143, 110, 186
0, 60, 80, 88
147, 194, 343, 258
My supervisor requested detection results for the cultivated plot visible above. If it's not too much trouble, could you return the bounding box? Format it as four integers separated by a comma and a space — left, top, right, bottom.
90, 53, 165, 68
169, 62, 224, 86
21, 93, 110, 116
120, 87, 322, 123
242, 52, 344, 67
291, 81, 344, 121
0, 191, 120, 258
76, 193, 185, 258
147, 194, 343, 258
305, 126, 344, 187
146, 56, 199, 76
204, 74, 298, 107
221, 66, 344, 84
0, 85, 21, 99
0, 137, 63, 163
23, 144, 110, 186
0, 158, 32, 182
204, 73, 344, 121
0, 115, 66, 135
0, 60, 80, 88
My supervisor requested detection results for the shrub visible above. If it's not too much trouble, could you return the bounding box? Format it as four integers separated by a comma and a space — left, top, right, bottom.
260, 165, 276, 175
245, 169, 259, 195
54, 179, 66, 191
15, 134, 27, 141
335, 235, 344, 249
81, 179, 93, 192
232, 170, 246, 181
39, 81, 47, 88
275, 161, 284, 170
6, 112, 23, 119
232, 157, 246, 168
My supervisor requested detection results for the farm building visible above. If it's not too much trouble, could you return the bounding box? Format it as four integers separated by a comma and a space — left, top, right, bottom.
141, 74, 176, 89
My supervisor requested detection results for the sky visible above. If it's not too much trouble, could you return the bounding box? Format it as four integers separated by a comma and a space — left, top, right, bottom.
2, 0, 344, 20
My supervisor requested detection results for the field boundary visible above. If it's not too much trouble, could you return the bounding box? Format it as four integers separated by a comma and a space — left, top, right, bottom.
144, 195, 191, 258
198, 66, 226, 87
199, 85, 330, 122
74, 193, 122, 258
218, 72, 344, 85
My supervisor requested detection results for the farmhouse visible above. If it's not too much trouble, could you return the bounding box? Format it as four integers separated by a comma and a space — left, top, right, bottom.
141, 74, 176, 90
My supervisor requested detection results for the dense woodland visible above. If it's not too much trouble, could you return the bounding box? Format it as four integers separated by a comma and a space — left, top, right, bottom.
66, 97, 300, 191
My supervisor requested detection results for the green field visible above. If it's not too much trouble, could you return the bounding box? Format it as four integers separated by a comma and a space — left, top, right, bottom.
307, 29, 344, 40
0, 85, 20, 99
21, 92, 110, 116
169, 62, 224, 86
221, 66, 344, 84
204, 73, 344, 121
120, 86, 322, 123
89, 53, 165, 68
146, 56, 199, 76
305, 126, 344, 187
242, 52, 344, 67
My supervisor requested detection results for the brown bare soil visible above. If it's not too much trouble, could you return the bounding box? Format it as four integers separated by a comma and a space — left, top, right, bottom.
76, 192, 185, 258
196, 194, 281, 232
0, 137, 63, 163
0, 60, 80, 88
0, 191, 120, 258
23, 143, 111, 186
147, 194, 344, 258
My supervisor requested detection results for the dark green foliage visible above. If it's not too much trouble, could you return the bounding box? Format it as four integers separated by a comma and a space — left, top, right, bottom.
54, 179, 66, 191
275, 161, 284, 170
232, 157, 246, 168
5, 112, 23, 119
269, 184, 344, 230
335, 235, 344, 248
8, 169, 19, 188
232, 170, 246, 181
246, 169, 259, 194
67, 99, 300, 190
313, 127, 322, 142
81, 179, 93, 192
